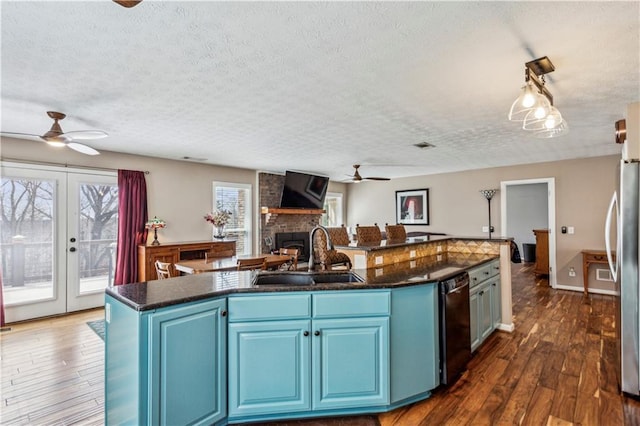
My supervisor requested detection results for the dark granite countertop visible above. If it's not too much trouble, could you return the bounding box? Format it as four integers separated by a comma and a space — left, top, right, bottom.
106, 252, 499, 312
336, 235, 512, 251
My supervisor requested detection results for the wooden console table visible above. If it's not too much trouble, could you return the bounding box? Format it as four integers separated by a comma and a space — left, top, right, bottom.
581, 249, 615, 296
138, 240, 236, 281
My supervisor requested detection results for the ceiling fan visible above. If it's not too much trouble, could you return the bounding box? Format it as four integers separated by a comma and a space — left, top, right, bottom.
113, 0, 142, 8
1, 111, 107, 156
345, 165, 391, 183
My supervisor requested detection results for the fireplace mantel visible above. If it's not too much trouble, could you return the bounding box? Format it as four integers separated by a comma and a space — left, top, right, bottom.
261, 207, 325, 224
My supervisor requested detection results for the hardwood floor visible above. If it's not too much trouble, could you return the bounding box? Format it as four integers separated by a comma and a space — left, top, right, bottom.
1, 263, 640, 425
379, 264, 640, 426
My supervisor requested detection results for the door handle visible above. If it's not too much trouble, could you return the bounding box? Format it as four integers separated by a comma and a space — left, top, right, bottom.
70, 237, 76, 243
69, 247, 76, 252
605, 191, 618, 282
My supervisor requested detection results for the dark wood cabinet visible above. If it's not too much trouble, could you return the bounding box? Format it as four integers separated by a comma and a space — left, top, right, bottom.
138, 240, 236, 281
532, 229, 549, 275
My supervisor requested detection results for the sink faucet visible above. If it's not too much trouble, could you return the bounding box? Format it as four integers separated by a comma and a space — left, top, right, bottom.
308, 225, 332, 271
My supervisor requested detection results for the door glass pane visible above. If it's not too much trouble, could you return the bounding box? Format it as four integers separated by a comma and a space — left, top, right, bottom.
77, 182, 118, 293
322, 192, 343, 227
0, 176, 56, 304
214, 183, 251, 255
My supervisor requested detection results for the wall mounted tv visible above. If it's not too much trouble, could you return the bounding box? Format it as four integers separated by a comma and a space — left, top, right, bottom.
279, 171, 329, 210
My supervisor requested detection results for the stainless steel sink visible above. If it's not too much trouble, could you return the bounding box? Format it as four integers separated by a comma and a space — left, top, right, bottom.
311, 272, 364, 283
252, 271, 363, 286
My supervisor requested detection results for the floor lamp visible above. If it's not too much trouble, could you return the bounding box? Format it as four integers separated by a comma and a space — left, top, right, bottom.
479, 189, 498, 239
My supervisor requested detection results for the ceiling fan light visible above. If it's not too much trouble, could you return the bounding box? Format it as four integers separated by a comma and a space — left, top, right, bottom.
46, 140, 66, 148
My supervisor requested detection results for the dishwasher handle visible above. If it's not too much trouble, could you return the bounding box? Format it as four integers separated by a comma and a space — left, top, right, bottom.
448, 281, 469, 295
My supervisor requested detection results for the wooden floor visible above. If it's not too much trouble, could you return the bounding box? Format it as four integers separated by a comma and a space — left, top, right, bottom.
2, 263, 640, 425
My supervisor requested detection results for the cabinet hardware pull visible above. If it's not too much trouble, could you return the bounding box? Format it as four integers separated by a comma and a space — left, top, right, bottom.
69, 247, 76, 252
314, 330, 320, 336
221, 310, 227, 317
303, 331, 309, 337
484, 271, 489, 275
479, 291, 484, 295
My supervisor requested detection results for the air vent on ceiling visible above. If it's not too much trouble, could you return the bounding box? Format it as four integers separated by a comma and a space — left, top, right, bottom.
182, 156, 208, 162
413, 142, 435, 149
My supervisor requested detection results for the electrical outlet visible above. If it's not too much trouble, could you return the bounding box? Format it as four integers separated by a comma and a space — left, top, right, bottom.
410, 250, 416, 258
568, 226, 575, 234
437, 245, 442, 252
569, 267, 576, 277
482, 226, 489, 233
375, 256, 383, 265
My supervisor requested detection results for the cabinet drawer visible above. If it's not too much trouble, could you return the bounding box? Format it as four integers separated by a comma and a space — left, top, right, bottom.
313, 291, 390, 318
469, 260, 499, 288
228, 294, 311, 321
469, 264, 490, 288
488, 260, 500, 278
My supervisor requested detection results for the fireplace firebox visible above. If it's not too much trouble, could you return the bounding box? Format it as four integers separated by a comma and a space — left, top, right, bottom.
275, 232, 309, 261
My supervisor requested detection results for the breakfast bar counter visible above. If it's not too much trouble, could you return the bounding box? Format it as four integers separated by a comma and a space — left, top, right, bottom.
104, 236, 512, 425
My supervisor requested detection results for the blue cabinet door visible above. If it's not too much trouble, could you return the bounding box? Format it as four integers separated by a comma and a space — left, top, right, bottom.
491, 277, 502, 328
312, 317, 389, 410
149, 299, 227, 426
469, 287, 480, 352
228, 319, 311, 418
479, 283, 493, 342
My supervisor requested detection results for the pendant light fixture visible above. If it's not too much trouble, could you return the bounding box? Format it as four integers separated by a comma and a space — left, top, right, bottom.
508, 56, 568, 138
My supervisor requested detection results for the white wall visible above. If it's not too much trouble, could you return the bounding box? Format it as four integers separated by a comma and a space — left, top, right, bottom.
346, 155, 620, 292
1, 138, 257, 247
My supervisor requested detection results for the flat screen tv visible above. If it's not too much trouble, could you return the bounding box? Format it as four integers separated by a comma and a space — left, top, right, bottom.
279, 171, 329, 209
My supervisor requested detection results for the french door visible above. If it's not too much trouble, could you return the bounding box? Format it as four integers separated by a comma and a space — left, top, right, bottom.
1, 163, 118, 323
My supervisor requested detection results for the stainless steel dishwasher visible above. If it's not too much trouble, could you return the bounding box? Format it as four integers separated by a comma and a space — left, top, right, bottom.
439, 272, 471, 385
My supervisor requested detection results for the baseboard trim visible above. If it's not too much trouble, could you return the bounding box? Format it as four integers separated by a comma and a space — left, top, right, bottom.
497, 323, 515, 332
554, 284, 618, 296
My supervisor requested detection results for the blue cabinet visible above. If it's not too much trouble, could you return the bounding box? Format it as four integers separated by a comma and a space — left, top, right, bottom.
227, 291, 390, 423
105, 295, 227, 426
468, 259, 501, 352
312, 317, 389, 410
228, 319, 311, 417
388, 284, 439, 406
149, 299, 227, 426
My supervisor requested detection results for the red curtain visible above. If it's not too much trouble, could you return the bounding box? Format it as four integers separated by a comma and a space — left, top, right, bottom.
114, 170, 148, 285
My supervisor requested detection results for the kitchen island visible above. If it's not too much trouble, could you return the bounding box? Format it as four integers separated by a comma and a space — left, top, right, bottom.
105, 238, 510, 425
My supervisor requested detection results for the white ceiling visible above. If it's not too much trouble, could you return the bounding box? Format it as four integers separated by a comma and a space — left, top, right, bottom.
1, 1, 639, 181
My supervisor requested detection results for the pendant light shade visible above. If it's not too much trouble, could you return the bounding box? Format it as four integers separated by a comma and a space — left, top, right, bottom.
534, 119, 570, 138
508, 56, 568, 138
508, 82, 538, 121
522, 102, 561, 131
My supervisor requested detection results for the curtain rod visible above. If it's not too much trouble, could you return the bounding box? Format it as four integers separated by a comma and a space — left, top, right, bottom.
1, 158, 150, 174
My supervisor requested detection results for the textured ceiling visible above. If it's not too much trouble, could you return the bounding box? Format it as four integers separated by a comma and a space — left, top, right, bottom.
1, 1, 639, 181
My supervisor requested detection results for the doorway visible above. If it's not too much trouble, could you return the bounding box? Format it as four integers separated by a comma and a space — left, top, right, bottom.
500, 178, 557, 288
1, 163, 118, 323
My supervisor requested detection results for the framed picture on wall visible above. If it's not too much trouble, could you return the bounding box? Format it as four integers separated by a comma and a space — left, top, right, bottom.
396, 189, 429, 225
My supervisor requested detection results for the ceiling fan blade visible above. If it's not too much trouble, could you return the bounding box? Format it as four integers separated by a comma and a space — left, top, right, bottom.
113, 0, 142, 8
67, 142, 100, 156
63, 130, 109, 141
1, 131, 48, 141
364, 177, 391, 181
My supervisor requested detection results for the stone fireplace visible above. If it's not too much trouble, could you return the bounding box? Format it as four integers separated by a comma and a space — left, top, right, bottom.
274, 232, 309, 261
259, 172, 324, 259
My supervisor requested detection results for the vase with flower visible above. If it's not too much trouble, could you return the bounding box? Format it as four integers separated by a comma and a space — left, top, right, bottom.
204, 209, 232, 239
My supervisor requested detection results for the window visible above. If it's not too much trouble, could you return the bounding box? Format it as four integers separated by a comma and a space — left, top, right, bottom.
321, 192, 343, 227
213, 182, 252, 255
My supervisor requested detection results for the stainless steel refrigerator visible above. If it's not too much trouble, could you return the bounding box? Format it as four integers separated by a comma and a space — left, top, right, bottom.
605, 102, 640, 396
606, 159, 639, 395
